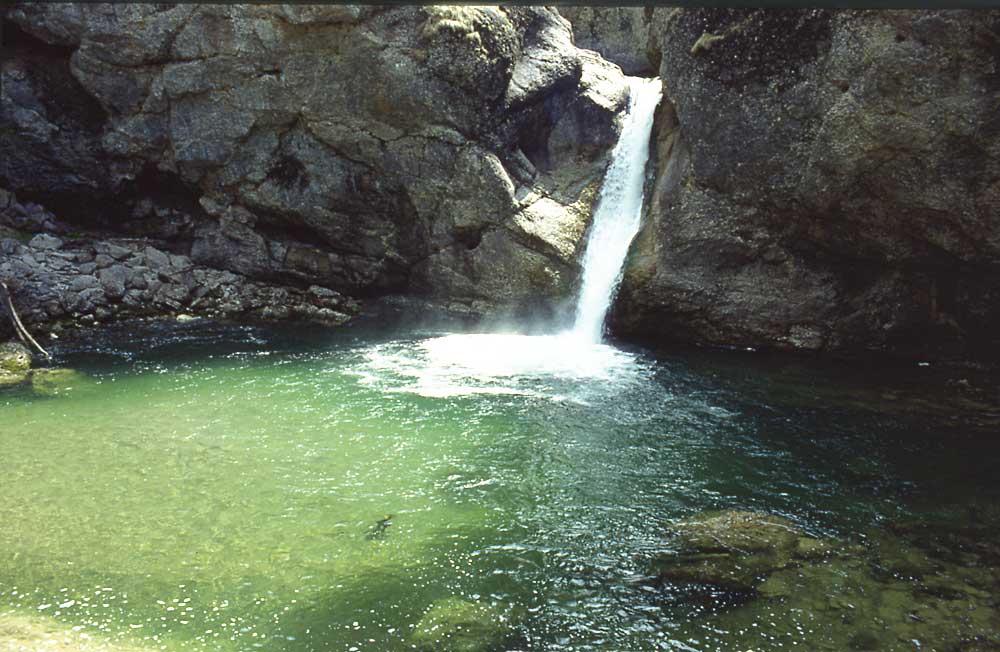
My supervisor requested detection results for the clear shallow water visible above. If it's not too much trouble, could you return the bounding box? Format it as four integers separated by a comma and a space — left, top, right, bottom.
1, 320, 998, 651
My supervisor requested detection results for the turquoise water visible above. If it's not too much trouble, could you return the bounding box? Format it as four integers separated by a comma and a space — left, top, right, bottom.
1, 319, 998, 651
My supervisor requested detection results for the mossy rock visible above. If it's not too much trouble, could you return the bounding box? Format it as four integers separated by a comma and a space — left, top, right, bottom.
671, 510, 803, 553
652, 549, 788, 591
0, 341, 32, 387
1, 341, 32, 374
653, 510, 838, 591
30, 368, 92, 397
793, 536, 835, 560
0, 372, 28, 388
409, 598, 521, 652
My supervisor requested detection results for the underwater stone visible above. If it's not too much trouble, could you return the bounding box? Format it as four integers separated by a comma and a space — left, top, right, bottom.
30, 368, 90, 397
652, 510, 837, 591
410, 597, 520, 652
670, 510, 803, 553
847, 629, 881, 650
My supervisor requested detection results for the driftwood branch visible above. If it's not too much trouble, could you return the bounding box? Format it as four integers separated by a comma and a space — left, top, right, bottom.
1, 280, 51, 359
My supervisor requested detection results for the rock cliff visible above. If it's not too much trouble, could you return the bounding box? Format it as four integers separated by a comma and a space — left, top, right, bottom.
613, 8, 1000, 360
1, 4, 628, 336
558, 7, 656, 76
4, 5, 1000, 363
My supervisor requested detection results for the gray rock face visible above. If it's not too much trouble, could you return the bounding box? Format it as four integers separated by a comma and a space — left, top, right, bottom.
3, 4, 629, 323
614, 9, 1000, 360
559, 7, 657, 76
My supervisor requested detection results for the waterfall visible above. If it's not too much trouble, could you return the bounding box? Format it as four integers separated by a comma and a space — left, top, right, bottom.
349, 78, 663, 394
570, 77, 662, 343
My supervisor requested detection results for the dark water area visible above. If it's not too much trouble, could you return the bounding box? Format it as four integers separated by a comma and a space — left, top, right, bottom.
2, 317, 998, 651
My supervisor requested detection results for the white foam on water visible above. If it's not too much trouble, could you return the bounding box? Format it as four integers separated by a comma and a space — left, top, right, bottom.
351, 333, 647, 400
346, 78, 664, 400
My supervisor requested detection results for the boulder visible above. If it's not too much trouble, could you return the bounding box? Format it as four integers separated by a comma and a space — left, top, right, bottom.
28, 233, 62, 250
410, 598, 521, 652
652, 510, 834, 591
30, 367, 91, 397
0, 340, 33, 387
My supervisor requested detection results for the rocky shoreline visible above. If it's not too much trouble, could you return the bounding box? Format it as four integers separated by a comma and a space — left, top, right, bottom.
1, 190, 356, 340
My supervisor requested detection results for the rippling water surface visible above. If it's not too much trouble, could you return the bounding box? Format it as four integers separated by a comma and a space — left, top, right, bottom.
1, 320, 998, 651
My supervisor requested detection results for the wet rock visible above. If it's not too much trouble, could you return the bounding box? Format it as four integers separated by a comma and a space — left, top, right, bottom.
410, 598, 521, 652
653, 510, 835, 591
0, 341, 33, 387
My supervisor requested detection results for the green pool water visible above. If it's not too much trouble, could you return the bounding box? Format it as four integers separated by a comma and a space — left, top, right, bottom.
2, 319, 998, 651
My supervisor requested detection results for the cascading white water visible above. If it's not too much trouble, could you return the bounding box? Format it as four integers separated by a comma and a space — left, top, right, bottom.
570, 77, 663, 343
351, 77, 663, 396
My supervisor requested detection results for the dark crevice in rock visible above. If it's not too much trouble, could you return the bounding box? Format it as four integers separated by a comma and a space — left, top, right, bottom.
452, 225, 486, 251
110, 165, 205, 245
516, 101, 555, 173
266, 154, 310, 191
0, 20, 98, 128
1, 19, 114, 222
248, 211, 335, 255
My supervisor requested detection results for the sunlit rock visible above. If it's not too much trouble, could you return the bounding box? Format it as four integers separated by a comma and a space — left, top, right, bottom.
0, 341, 32, 387
410, 597, 521, 652
653, 510, 835, 591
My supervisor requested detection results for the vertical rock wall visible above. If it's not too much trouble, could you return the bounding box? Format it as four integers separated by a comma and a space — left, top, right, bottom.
1, 4, 630, 332
612, 9, 1000, 360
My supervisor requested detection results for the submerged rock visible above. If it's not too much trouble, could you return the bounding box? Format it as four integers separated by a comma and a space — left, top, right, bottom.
410, 598, 521, 652
668, 508, 1000, 651
30, 367, 92, 397
0, 340, 33, 387
0, 612, 159, 652
365, 514, 394, 541
653, 510, 835, 591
